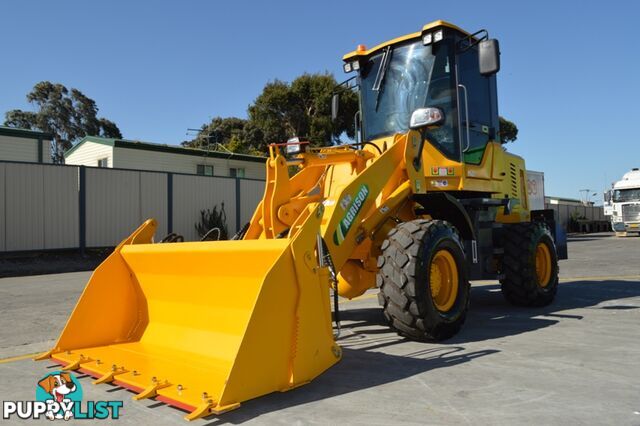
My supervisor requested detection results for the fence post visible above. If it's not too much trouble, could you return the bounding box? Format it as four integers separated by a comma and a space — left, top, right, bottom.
79, 166, 86, 255
235, 178, 241, 233
167, 173, 173, 234
37, 138, 43, 163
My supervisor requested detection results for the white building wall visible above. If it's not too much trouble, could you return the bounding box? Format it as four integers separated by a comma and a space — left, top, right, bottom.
65, 141, 114, 167
113, 147, 265, 179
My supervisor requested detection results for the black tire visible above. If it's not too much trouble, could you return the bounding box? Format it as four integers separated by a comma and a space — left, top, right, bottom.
500, 222, 559, 307
377, 219, 470, 341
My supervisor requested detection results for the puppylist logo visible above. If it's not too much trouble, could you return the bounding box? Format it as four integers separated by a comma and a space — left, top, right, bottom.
2, 371, 123, 421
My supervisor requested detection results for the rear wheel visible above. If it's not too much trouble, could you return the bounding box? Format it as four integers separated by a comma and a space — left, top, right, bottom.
500, 222, 559, 306
377, 220, 470, 341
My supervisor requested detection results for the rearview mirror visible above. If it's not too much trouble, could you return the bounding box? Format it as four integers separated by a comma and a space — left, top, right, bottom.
409, 107, 444, 130
331, 93, 339, 122
479, 39, 500, 76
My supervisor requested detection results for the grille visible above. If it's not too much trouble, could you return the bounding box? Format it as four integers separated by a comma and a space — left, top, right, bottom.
622, 204, 640, 222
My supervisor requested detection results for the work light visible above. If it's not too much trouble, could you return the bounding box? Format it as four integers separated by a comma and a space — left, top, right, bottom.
423, 29, 444, 45
286, 137, 307, 155
343, 60, 360, 73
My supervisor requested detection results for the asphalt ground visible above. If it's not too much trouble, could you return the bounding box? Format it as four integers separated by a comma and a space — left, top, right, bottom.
0, 232, 639, 425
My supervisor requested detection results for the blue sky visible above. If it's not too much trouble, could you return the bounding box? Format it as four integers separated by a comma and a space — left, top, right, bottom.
1, 0, 639, 200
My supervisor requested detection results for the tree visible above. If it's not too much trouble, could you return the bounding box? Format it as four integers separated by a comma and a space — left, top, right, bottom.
248, 73, 358, 150
499, 116, 518, 143
4, 81, 122, 163
185, 73, 359, 156
183, 117, 246, 149
182, 116, 264, 156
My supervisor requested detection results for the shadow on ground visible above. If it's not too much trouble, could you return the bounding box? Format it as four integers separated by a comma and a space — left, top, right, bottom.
338, 280, 640, 345
192, 278, 640, 424
201, 346, 497, 425
0, 249, 111, 277
448, 279, 640, 343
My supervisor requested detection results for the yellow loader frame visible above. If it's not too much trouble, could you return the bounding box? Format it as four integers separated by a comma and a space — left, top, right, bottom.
35, 20, 562, 421
36, 128, 526, 420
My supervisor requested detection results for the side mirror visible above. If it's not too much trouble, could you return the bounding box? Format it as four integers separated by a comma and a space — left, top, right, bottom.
409, 107, 444, 130
479, 39, 500, 76
604, 190, 611, 202
331, 93, 339, 122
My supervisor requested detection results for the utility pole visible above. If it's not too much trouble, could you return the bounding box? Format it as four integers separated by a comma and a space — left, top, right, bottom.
579, 189, 598, 205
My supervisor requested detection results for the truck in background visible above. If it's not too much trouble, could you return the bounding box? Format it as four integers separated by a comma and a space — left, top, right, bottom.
604, 168, 640, 236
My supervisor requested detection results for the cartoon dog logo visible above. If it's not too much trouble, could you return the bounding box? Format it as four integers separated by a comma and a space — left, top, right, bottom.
37, 372, 78, 420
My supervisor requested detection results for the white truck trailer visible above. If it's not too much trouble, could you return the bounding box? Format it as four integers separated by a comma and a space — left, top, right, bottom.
604, 168, 640, 235
526, 170, 545, 211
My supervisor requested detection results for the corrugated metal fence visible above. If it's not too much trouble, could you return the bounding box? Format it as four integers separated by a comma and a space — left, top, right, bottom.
0, 161, 265, 252
545, 202, 607, 231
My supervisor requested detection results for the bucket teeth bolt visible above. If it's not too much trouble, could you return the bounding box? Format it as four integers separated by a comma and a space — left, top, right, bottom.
151, 376, 157, 383
96, 359, 101, 365
111, 364, 117, 371
133, 370, 139, 376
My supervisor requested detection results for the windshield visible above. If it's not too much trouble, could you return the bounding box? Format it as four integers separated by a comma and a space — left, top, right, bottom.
613, 188, 640, 202
359, 39, 456, 158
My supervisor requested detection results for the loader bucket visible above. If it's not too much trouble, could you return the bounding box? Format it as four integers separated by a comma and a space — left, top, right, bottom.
36, 209, 340, 421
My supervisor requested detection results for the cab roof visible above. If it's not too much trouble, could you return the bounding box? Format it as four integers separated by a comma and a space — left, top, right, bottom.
342, 20, 470, 61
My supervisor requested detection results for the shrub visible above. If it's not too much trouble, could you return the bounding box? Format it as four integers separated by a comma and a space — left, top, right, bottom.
195, 203, 229, 240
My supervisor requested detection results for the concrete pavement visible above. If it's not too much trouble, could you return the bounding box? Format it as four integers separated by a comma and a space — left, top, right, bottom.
1, 233, 639, 425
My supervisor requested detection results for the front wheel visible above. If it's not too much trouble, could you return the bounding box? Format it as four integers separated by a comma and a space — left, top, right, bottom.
377, 219, 470, 341
500, 222, 559, 307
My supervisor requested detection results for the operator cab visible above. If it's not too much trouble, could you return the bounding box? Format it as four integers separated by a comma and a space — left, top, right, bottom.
339, 21, 500, 166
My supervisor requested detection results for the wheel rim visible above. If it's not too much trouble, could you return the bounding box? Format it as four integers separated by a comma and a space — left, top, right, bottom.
535, 242, 552, 287
429, 250, 458, 312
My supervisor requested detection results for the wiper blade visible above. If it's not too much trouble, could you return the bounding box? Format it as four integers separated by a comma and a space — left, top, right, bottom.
372, 46, 392, 111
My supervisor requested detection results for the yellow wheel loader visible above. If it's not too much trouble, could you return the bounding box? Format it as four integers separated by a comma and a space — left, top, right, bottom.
36, 20, 567, 420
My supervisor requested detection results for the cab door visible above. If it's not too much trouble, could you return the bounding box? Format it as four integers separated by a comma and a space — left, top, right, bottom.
455, 42, 499, 165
